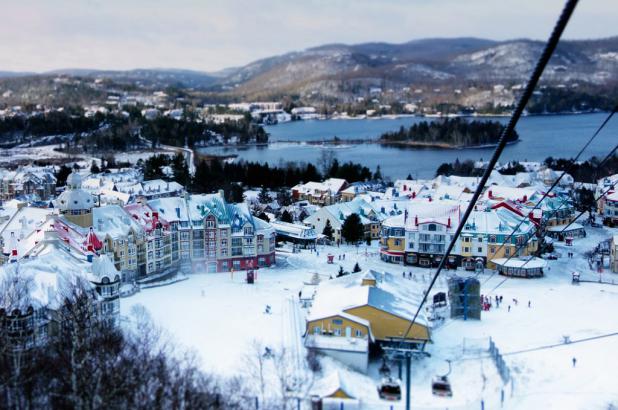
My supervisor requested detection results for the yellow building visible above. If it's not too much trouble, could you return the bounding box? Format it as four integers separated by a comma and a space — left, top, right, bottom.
305, 270, 430, 372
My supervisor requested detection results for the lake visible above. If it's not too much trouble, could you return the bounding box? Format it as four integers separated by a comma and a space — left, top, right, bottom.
199, 113, 617, 179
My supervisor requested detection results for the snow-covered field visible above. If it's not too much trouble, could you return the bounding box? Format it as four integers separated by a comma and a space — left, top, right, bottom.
0, 143, 177, 167
122, 225, 618, 409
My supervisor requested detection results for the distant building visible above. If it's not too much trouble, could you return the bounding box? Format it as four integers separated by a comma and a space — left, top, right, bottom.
0, 168, 56, 201
292, 178, 349, 206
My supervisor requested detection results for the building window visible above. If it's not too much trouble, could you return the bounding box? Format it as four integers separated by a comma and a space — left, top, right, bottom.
332, 319, 343, 325
333, 328, 341, 336
355, 329, 362, 337
314, 326, 321, 335
477, 247, 482, 253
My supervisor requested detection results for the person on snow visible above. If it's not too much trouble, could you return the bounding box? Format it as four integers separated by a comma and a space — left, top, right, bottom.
572, 357, 577, 367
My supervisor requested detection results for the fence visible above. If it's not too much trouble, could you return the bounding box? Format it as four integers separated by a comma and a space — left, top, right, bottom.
489, 337, 513, 390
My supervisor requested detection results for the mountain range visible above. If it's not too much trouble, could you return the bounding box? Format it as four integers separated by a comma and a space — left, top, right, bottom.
1, 37, 617, 100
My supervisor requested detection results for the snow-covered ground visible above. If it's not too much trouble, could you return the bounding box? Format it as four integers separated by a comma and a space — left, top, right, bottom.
122, 225, 618, 409
0, 143, 179, 167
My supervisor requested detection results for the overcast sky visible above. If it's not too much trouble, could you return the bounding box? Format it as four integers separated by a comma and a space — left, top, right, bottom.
2, 0, 616, 73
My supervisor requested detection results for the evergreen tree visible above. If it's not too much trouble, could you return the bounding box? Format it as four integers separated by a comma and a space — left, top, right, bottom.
55, 165, 72, 187
281, 210, 293, 223
352, 262, 362, 273
225, 184, 244, 203
171, 153, 190, 186
257, 212, 270, 222
90, 160, 100, 174
258, 186, 271, 204
341, 213, 364, 244
337, 265, 346, 277
276, 188, 292, 206
322, 219, 334, 240
373, 165, 382, 181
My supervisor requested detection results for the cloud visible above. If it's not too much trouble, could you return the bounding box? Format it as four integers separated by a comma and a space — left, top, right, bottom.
0, 0, 616, 72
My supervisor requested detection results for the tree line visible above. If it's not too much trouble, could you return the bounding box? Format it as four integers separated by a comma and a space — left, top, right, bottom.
435, 155, 618, 183
136, 152, 376, 202
0, 109, 268, 151
379, 118, 518, 147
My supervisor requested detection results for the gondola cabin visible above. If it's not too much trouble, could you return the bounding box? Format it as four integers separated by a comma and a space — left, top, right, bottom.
432, 376, 453, 397
378, 377, 402, 401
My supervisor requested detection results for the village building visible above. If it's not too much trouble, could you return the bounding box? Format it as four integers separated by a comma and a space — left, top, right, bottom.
0, 236, 121, 354
292, 178, 349, 206
124, 202, 175, 276
270, 220, 318, 248
493, 256, 547, 278
461, 208, 539, 270
598, 175, 618, 226
304, 270, 430, 373
304, 197, 393, 243
0, 167, 56, 201
148, 191, 276, 273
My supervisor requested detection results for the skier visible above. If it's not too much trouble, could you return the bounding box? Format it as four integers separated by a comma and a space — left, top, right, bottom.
528, 300, 531, 308
508, 305, 511, 312
572, 357, 577, 367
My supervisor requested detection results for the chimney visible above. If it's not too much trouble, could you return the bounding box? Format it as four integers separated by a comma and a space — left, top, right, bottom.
447, 217, 451, 228
403, 185, 407, 191
218, 189, 225, 199
523, 195, 527, 202
412, 191, 416, 199
415, 215, 418, 226
152, 211, 159, 230
488, 190, 493, 199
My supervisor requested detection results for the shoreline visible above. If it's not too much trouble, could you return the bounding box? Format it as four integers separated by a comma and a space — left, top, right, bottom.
198, 138, 520, 152
265, 110, 606, 126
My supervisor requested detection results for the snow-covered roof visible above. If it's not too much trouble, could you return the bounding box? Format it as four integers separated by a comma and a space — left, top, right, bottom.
293, 178, 348, 195
0, 206, 54, 253
148, 196, 189, 223
308, 270, 427, 327
311, 371, 357, 399
546, 222, 584, 232
270, 220, 316, 239
492, 257, 547, 269
124, 202, 170, 233
93, 205, 142, 239
0, 240, 109, 311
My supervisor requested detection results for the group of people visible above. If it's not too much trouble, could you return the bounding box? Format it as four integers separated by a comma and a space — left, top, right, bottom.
480, 294, 500, 311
